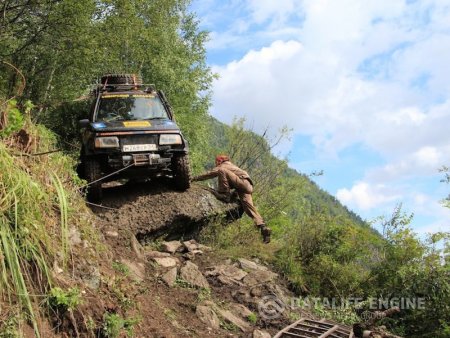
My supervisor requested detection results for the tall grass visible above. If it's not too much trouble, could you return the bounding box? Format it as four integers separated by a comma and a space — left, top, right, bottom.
0, 101, 92, 336
0, 142, 49, 337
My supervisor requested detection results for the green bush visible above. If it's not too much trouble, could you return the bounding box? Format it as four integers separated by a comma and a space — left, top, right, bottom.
47, 287, 81, 312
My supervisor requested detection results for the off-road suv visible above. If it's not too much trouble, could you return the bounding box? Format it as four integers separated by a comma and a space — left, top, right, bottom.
78, 74, 191, 202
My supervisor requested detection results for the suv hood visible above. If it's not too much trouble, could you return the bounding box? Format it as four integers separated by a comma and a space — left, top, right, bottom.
90, 119, 180, 132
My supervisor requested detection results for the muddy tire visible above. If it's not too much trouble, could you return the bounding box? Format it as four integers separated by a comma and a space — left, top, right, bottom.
101, 74, 143, 85
172, 154, 191, 191
84, 158, 102, 202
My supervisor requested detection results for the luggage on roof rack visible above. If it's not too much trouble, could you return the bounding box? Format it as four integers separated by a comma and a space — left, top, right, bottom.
100, 74, 143, 85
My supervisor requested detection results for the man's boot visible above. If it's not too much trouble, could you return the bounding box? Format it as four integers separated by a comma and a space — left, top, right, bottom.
259, 224, 272, 244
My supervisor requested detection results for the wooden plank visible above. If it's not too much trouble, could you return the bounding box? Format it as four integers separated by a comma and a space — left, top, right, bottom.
275, 317, 355, 338
289, 327, 323, 336
283, 332, 314, 338
273, 318, 306, 338
293, 324, 327, 332
318, 325, 339, 338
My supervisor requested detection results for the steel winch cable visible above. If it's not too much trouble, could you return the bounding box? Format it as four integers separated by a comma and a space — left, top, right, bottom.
79, 163, 135, 188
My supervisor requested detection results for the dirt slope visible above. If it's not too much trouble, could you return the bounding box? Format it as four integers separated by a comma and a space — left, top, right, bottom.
93, 180, 243, 240
85, 181, 301, 337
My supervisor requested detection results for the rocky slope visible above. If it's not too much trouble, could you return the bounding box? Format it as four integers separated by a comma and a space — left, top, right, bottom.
85, 181, 307, 337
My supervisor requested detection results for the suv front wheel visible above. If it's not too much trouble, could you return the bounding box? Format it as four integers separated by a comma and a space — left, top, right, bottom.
84, 158, 103, 202
172, 154, 191, 190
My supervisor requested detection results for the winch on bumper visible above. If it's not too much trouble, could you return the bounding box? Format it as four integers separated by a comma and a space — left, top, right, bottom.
110, 152, 172, 167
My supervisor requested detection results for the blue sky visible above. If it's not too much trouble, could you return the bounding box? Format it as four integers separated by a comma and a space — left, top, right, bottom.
190, 0, 450, 235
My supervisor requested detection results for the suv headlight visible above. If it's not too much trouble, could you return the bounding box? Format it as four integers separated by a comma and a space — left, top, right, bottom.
95, 136, 119, 148
159, 134, 182, 145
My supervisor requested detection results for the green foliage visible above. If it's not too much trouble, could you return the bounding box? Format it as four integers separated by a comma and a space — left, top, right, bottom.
112, 261, 130, 276
247, 312, 258, 324
0, 100, 25, 138
1, 0, 214, 173
197, 287, 212, 303
440, 166, 450, 208
366, 206, 450, 337
47, 287, 81, 312
0, 313, 21, 338
102, 313, 139, 338
0, 101, 97, 337
199, 119, 450, 337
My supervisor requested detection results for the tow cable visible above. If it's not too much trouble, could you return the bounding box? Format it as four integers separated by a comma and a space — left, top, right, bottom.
80, 163, 135, 188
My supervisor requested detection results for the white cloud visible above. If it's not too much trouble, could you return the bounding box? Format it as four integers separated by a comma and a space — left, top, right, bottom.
198, 0, 450, 232
211, 0, 450, 160
336, 182, 401, 210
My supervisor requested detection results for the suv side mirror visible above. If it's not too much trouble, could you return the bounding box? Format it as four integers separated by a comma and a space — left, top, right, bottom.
78, 119, 90, 129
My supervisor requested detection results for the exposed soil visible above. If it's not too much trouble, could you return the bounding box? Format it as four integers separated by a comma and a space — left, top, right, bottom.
93, 179, 243, 240
81, 180, 297, 337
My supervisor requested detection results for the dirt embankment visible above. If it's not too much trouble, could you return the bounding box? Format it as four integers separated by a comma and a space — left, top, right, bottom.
93, 180, 243, 240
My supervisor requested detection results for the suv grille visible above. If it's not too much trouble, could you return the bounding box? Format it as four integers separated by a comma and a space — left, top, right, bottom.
120, 134, 158, 147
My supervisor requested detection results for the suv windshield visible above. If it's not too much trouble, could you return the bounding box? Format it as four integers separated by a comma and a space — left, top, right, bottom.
96, 94, 169, 122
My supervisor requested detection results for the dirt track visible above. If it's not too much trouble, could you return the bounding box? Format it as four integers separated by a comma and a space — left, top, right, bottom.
92, 179, 243, 240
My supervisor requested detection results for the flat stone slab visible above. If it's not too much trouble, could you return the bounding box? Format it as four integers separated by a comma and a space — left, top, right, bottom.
238, 258, 268, 272
180, 261, 210, 289
161, 267, 177, 287
162, 240, 183, 254
152, 257, 178, 268
243, 270, 278, 287
253, 329, 271, 338
196, 305, 220, 330
120, 259, 145, 282
205, 264, 248, 285
145, 250, 171, 258
216, 308, 252, 332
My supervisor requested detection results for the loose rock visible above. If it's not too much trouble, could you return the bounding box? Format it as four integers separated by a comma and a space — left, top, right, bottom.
162, 267, 177, 287
105, 230, 119, 238
230, 303, 254, 319
183, 239, 199, 252
152, 257, 178, 268
216, 308, 252, 332
131, 235, 144, 259
196, 305, 220, 330
243, 270, 278, 287
238, 258, 268, 272
253, 329, 271, 338
179, 261, 210, 289
206, 264, 248, 285
69, 227, 82, 246
145, 250, 171, 258
120, 259, 145, 282
162, 240, 183, 254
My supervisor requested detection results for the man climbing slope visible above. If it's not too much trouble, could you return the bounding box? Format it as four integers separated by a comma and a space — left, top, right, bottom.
191, 155, 271, 243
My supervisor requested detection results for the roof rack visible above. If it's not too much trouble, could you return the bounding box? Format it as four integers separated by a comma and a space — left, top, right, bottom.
92, 83, 157, 95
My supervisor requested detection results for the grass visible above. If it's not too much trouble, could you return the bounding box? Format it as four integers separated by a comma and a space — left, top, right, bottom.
0, 101, 97, 337
199, 218, 279, 264
103, 313, 140, 338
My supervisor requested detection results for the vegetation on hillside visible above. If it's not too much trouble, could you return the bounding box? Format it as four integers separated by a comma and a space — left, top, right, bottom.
199, 119, 450, 337
0, 100, 102, 336
1, 1, 449, 337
